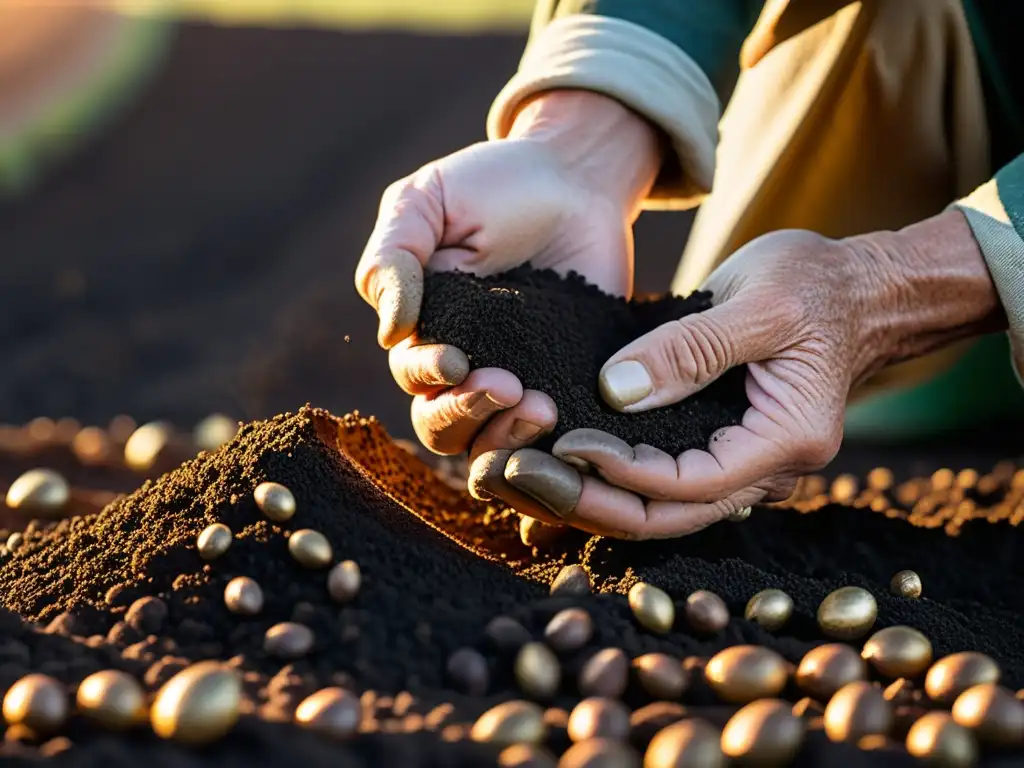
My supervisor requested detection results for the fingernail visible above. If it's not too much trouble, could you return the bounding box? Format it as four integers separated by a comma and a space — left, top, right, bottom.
504, 449, 582, 519
465, 391, 507, 420
599, 360, 653, 410
467, 449, 513, 501
511, 419, 543, 442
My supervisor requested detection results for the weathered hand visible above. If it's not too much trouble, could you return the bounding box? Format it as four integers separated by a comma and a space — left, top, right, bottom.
470, 211, 1004, 539
355, 90, 660, 461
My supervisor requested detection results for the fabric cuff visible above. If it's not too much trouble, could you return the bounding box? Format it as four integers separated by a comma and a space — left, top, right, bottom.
953, 183, 1024, 387
486, 15, 720, 210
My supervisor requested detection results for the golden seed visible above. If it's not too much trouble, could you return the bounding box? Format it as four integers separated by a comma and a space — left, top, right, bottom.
721, 699, 805, 764
566, 697, 630, 742
498, 743, 558, 768
223, 576, 264, 616
796, 644, 867, 700
550, 564, 591, 596
197, 523, 232, 561
579, 648, 629, 699
684, 591, 729, 635
744, 589, 793, 632
951, 683, 1024, 747
632, 653, 688, 701
925, 652, 1000, 705
544, 608, 593, 653
558, 738, 640, 767
831, 474, 859, 502
862, 626, 933, 679
193, 414, 239, 452
124, 421, 173, 471
628, 582, 674, 634
294, 687, 361, 739
327, 560, 361, 603
2, 674, 68, 735
76, 670, 145, 730
5, 469, 69, 516
264, 622, 315, 660
150, 662, 241, 744
470, 700, 547, 745
817, 587, 877, 640
704, 645, 788, 704
254, 481, 296, 522
906, 711, 978, 768
515, 642, 561, 700
289, 529, 332, 569
824, 680, 893, 743
890, 570, 922, 599
644, 719, 724, 768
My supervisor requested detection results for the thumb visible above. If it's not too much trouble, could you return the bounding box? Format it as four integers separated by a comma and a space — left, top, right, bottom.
598, 294, 786, 412
355, 170, 444, 348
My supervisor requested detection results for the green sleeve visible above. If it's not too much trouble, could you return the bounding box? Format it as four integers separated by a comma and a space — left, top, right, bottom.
528, 0, 764, 100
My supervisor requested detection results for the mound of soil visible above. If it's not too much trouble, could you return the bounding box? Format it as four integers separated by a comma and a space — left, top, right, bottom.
417, 267, 749, 455
0, 407, 1022, 766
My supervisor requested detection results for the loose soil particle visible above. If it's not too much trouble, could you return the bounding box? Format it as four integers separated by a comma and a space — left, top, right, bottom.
417, 266, 749, 455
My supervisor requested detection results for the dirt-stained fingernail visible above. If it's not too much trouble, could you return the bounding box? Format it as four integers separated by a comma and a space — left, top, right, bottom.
511, 420, 543, 443
504, 449, 582, 519
467, 450, 513, 501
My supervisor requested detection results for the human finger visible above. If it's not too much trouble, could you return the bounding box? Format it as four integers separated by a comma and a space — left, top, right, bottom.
469, 390, 557, 460
411, 368, 522, 455
466, 449, 565, 526
388, 338, 470, 395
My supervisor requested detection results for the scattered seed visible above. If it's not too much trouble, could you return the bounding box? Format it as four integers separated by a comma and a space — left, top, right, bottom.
498, 743, 558, 768
890, 570, 923, 599
5, 469, 69, 515
124, 422, 173, 471
224, 576, 264, 616
446, 647, 489, 696
544, 608, 593, 653
862, 626, 933, 679
951, 683, 1024, 747
628, 582, 674, 634
683, 590, 729, 635
515, 642, 561, 700
125, 596, 168, 634
470, 700, 547, 745
150, 661, 241, 744
579, 648, 629, 699
2, 674, 68, 735
550, 565, 591, 597
567, 697, 631, 742
254, 481, 296, 522
925, 652, 1000, 704
796, 644, 867, 700
817, 586, 877, 640
294, 687, 361, 739
644, 718, 724, 768
632, 653, 688, 701
197, 523, 232, 561
193, 414, 239, 452
744, 588, 793, 632
721, 699, 805, 764
905, 711, 978, 768
76, 670, 145, 730
327, 560, 361, 603
288, 529, 332, 569
824, 681, 893, 743
264, 622, 315, 660
704, 646, 788, 704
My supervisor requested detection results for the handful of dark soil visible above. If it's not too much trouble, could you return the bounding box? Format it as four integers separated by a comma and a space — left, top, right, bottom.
417, 266, 749, 455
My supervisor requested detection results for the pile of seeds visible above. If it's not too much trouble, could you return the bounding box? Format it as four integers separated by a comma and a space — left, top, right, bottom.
0, 406, 1022, 766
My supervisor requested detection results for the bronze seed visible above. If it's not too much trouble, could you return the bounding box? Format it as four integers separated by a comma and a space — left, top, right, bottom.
704, 645, 788, 704
632, 653, 688, 701
890, 570, 923, 599
193, 414, 238, 452
796, 644, 867, 700
951, 683, 1024, 747
906, 711, 979, 768
550, 565, 592, 597
2, 674, 68, 735
824, 680, 893, 743
327, 560, 361, 603
567, 697, 631, 742
817, 587, 878, 640
498, 743, 558, 768
446, 647, 490, 696
744, 589, 793, 632
196, 523, 232, 561
683, 591, 729, 635
579, 648, 629, 699
294, 687, 361, 739
123, 421, 173, 471
721, 699, 805, 764
5, 469, 69, 515
925, 652, 1000, 705
515, 642, 561, 700
254, 481, 296, 522
470, 700, 547, 745
76, 670, 145, 730
644, 718, 724, 768
558, 738, 640, 768
223, 576, 264, 616
862, 626, 933, 679
264, 622, 315, 660
288, 529, 332, 569
628, 583, 674, 634
544, 608, 593, 653
485, 616, 532, 654
150, 661, 241, 744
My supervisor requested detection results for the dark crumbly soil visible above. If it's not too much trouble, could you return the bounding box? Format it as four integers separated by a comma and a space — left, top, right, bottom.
1, 407, 1023, 766
417, 266, 749, 455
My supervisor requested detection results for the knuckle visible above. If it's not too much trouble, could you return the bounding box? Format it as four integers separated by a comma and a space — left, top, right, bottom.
665, 317, 730, 384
